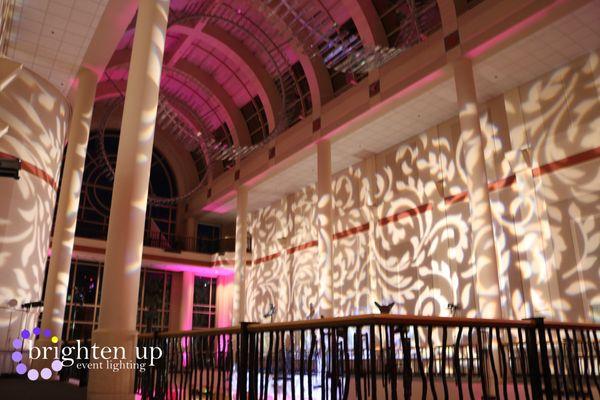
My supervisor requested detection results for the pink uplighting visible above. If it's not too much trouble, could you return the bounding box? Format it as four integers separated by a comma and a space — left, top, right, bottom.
155, 263, 234, 277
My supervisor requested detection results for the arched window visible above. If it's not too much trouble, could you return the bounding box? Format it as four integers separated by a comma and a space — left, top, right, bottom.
75, 130, 178, 244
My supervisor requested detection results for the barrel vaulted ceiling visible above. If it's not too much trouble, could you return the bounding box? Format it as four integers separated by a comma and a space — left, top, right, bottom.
94, 0, 444, 187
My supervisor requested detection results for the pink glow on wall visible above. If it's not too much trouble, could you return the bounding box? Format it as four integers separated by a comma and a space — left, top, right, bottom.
216, 274, 234, 328
154, 263, 235, 277
202, 190, 236, 213
465, 0, 566, 59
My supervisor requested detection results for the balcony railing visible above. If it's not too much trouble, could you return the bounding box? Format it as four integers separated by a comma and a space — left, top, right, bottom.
143, 231, 250, 254
120, 315, 599, 399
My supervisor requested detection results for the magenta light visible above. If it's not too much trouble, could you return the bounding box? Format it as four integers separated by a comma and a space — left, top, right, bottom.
154, 263, 235, 278
202, 190, 236, 214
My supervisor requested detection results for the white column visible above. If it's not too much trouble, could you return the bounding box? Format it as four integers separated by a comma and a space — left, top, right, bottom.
232, 186, 248, 325
38, 68, 97, 351
362, 155, 380, 313
215, 274, 234, 328
88, 0, 170, 398
317, 140, 334, 317
168, 272, 194, 331
453, 58, 502, 319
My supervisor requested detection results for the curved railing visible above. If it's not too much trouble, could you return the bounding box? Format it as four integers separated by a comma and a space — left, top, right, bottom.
132, 315, 600, 399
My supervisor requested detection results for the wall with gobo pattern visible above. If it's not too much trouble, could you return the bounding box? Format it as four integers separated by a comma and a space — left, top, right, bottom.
244, 51, 600, 324
0, 58, 71, 372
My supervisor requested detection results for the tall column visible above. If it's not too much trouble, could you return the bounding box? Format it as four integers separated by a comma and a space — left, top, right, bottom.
232, 186, 248, 325
317, 140, 334, 317
215, 274, 234, 328
362, 155, 380, 313
88, 0, 170, 398
453, 58, 502, 319
168, 272, 194, 331
38, 68, 97, 354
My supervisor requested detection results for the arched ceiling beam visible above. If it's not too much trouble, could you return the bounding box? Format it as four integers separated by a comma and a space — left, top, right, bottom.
95, 79, 213, 174
298, 52, 333, 115
169, 24, 282, 133
342, 0, 388, 47
173, 60, 251, 146
106, 52, 250, 147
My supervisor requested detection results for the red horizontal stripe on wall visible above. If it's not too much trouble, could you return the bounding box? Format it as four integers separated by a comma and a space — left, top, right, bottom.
378, 203, 432, 226
444, 191, 468, 205
252, 252, 281, 265
287, 240, 318, 255
333, 223, 370, 240
488, 175, 516, 192
0, 152, 57, 190
532, 146, 600, 177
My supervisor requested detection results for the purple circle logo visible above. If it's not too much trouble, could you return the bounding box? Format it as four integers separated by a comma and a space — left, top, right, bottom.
12, 327, 63, 381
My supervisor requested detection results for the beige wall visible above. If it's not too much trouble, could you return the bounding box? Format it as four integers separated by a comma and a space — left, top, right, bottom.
0, 59, 70, 371
244, 51, 600, 323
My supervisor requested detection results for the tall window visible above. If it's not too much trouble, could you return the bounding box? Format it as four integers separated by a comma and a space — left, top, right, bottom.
192, 277, 217, 328
57, 259, 173, 341
75, 130, 178, 243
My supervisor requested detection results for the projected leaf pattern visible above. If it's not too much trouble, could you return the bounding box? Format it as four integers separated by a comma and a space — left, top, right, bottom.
0, 63, 70, 367
244, 52, 599, 323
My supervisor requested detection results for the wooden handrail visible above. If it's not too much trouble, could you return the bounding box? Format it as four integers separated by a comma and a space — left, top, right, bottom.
134, 315, 600, 339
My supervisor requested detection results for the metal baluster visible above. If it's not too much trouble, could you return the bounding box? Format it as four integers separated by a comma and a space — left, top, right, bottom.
259, 331, 264, 400
331, 327, 338, 400
264, 331, 274, 400
369, 325, 378, 399
379, 324, 388, 399
199, 336, 205, 399
496, 327, 509, 400
507, 329, 520, 400
354, 328, 363, 400
583, 329, 600, 394
565, 330, 580, 400
228, 334, 234, 400
467, 327, 475, 400
556, 329, 570, 399
291, 330, 296, 400
413, 325, 427, 400
427, 325, 438, 400
308, 330, 316, 400
301, 329, 306, 400
440, 326, 448, 400
282, 331, 288, 400
453, 326, 463, 399
517, 328, 530, 400
476, 327, 489, 400
387, 324, 398, 400
342, 327, 351, 400
547, 329, 562, 399
210, 336, 216, 398
320, 328, 327, 400
487, 327, 500, 400
274, 331, 281, 400
571, 329, 585, 398
578, 330, 592, 398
